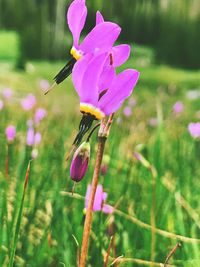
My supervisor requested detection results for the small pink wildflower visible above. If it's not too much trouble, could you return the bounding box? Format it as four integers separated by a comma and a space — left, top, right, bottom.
188, 122, 200, 139
123, 106, 132, 117
34, 108, 47, 124
5, 125, 16, 142
85, 184, 114, 214
173, 101, 184, 115
2, 88, 13, 100
21, 94, 36, 111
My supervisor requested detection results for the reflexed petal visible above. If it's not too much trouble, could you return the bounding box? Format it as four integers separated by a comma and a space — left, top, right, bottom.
67, 0, 87, 48
99, 69, 140, 115
96, 11, 104, 25
112, 44, 131, 67
73, 53, 107, 105
80, 22, 121, 54
98, 65, 115, 93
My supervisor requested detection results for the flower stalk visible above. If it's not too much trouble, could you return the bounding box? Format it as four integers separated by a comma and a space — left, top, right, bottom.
79, 115, 114, 267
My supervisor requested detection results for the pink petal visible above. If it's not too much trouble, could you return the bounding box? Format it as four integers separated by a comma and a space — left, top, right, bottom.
72, 53, 93, 95
80, 22, 121, 54
67, 0, 87, 48
98, 65, 115, 93
102, 204, 114, 214
112, 44, 131, 67
99, 69, 140, 115
85, 184, 103, 212
102, 192, 107, 201
93, 185, 104, 211
96, 11, 104, 25
73, 53, 108, 106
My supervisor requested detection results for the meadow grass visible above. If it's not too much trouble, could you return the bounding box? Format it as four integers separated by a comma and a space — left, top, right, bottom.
0, 31, 200, 266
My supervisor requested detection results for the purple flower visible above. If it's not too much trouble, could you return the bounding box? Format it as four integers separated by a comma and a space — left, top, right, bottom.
5, 125, 16, 142
73, 54, 139, 117
148, 118, 158, 128
34, 108, 47, 124
188, 122, 200, 139
85, 184, 114, 214
26, 127, 42, 146
72, 53, 139, 144
70, 141, 90, 182
26, 127, 35, 146
2, 88, 13, 100
39, 79, 50, 91
34, 132, 42, 145
123, 106, 132, 117
53, 1, 123, 85
173, 101, 184, 115
0, 99, 4, 110
21, 94, 36, 111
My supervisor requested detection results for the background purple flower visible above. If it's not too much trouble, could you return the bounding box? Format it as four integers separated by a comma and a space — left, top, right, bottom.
21, 94, 36, 111
173, 101, 184, 115
26, 127, 35, 146
34, 132, 42, 145
5, 125, 16, 142
2, 88, 13, 100
123, 106, 132, 117
188, 122, 200, 139
85, 184, 114, 214
34, 108, 47, 124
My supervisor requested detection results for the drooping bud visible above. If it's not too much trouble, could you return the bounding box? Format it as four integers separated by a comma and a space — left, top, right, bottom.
70, 141, 90, 182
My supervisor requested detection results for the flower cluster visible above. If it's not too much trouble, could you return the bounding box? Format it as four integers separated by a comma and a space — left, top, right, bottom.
65, 0, 140, 183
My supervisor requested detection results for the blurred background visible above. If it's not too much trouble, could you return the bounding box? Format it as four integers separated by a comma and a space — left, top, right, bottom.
0, 1, 200, 267
0, 0, 200, 68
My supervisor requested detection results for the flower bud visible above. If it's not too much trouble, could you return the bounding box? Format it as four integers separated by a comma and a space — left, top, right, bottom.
70, 141, 90, 182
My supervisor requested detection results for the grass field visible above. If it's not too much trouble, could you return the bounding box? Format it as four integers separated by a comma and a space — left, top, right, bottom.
0, 31, 200, 267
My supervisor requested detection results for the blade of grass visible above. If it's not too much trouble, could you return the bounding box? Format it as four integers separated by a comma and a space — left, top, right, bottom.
8, 160, 32, 267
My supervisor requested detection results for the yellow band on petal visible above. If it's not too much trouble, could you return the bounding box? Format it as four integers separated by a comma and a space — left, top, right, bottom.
70, 46, 82, 60
80, 103, 105, 120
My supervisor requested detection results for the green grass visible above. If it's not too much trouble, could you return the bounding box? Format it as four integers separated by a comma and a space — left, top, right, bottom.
0, 31, 200, 267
